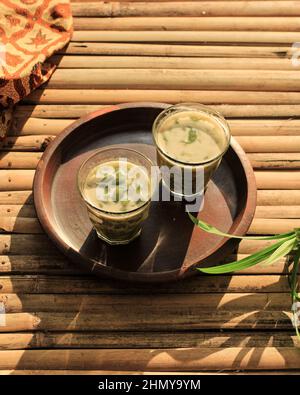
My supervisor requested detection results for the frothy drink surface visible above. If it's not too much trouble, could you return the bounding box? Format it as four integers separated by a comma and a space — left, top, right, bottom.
157, 110, 226, 163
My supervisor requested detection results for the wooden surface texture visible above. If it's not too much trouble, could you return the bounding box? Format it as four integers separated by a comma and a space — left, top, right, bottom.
0, 0, 300, 374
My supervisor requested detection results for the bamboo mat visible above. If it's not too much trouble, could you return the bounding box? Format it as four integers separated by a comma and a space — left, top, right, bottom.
1, 0, 300, 374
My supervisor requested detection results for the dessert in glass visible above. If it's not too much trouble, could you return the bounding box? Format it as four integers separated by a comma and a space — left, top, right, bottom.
152, 103, 231, 197
78, 147, 155, 245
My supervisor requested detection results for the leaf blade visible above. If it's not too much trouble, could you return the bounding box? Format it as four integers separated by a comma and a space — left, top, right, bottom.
261, 238, 296, 267
188, 212, 295, 241
197, 235, 296, 274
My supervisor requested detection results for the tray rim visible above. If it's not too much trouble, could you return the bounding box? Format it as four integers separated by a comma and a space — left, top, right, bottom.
34, 102, 257, 282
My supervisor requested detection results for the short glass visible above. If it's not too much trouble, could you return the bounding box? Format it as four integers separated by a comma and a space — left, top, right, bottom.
78, 147, 155, 245
152, 103, 231, 197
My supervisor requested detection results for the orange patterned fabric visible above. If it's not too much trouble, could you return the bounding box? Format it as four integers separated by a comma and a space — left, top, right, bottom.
0, 0, 73, 137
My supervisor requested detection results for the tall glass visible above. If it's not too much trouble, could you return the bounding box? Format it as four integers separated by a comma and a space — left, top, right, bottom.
152, 103, 231, 197
78, 147, 155, 245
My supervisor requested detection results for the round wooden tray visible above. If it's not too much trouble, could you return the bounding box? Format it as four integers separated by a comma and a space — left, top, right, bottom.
34, 103, 256, 282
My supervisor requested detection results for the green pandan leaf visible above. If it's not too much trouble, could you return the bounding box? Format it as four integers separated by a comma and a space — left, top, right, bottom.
261, 238, 296, 267
188, 212, 295, 241
290, 249, 300, 300
188, 211, 300, 340
197, 235, 296, 274
290, 249, 300, 338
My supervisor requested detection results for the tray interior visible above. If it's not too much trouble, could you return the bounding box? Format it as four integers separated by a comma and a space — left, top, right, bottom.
36, 105, 255, 282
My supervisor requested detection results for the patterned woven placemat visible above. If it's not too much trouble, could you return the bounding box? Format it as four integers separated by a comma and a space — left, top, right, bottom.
0, 0, 73, 138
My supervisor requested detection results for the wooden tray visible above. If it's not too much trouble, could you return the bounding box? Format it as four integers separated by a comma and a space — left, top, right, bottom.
34, 103, 256, 282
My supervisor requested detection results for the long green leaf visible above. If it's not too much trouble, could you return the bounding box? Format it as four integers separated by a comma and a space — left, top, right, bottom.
261, 238, 296, 267
198, 235, 296, 274
188, 212, 295, 241
188, 211, 300, 340
290, 248, 300, 339
290, 248, 300, 301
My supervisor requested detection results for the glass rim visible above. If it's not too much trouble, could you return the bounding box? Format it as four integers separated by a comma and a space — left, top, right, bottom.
152, 103, 231, 166
77, 147, 155, 215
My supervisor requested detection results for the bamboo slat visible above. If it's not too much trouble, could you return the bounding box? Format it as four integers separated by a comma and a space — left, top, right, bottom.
0, 205, 35, 218
0, 311, 294, 332
255, 205, 300, 218
10, 118, 74, 136
235, 137, 300, 153
0, 136, 54, 151
0, 347, 299, 370
235, 239, 291, 254
0, 191, 33, 205
15, 105, 105, 119
0, 171, 34, 191
0, 217, 41, 234
257, 190, 300, 205
0, 153, 42, 169
0, 370, 218, 375
0, 274, 291, 294
11, 118, 300, 136
0, 255, 80, 275
0, 331, 298, 351
71, 2, 300, 17
73, 16, 300, 32
1, 370, 300, 375
249, 218, 300, 234
230, 120, 300, 136
15, 104, 300, 118
0, 293, 291, 314
25, 88, 300, 105
59, 43, 292, 58
217, 105, 300, 117
0, 235, 59, 256
72, 30, 300, 44
49, 56, 299, 71
255, 171, 300, 189
46, 69, 300, 91
0, 254, 292, 275
248, 153, 300, 169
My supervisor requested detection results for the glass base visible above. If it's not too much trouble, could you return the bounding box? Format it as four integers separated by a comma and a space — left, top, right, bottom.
95, 229, 142, 245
